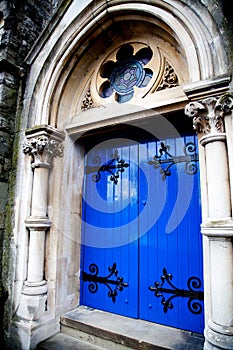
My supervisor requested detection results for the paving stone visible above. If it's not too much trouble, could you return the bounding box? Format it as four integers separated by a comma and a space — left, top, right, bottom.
38, 332, 105, 350
59, 307, 204, 350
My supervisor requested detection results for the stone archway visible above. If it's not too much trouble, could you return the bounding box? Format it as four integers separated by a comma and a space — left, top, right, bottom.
15, 1, 232, 349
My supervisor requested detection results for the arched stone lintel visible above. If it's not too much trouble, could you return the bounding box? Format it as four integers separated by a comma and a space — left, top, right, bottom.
24, 0, 227, 128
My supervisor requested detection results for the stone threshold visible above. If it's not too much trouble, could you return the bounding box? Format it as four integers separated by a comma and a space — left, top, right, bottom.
60, 306, 204, 350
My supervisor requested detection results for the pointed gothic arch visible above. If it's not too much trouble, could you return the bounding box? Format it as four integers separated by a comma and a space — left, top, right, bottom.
25, 0, 228, 129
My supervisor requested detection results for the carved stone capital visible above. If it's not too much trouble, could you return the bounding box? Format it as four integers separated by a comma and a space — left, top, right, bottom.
217, 93, 233, 115
23, 126, 65, 168
185, 100, 209, 134
185, 94, 233, 135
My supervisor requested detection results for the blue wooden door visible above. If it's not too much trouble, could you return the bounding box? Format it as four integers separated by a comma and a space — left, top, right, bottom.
81, 141, 140, 318
81, 132, 204, 333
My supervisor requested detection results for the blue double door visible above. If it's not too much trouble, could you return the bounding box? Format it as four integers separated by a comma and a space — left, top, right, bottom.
81, 130, 204, 334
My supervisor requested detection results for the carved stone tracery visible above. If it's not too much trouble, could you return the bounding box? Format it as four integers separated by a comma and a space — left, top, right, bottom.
81, 48, 180, 111
81, 86, 96, 111
157, 60, 179, 91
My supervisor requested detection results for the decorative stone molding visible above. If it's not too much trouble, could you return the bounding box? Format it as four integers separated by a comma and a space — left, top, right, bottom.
157, 60, 179, 91
23, 127, 64, 168
185, 93, 232, 219
185, 94, 233, 135
185, 98, 222, 134
201, 223, 233, 238
81, 86, 96, 111
205, 318, 233, 350
217, 93, 233, 115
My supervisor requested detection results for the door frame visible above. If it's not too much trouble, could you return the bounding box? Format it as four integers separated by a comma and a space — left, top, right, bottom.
78, 113, 204, 333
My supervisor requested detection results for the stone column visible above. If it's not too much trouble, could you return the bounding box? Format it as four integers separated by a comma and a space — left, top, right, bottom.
185, 94, 233, 350
18, 126, 64, 320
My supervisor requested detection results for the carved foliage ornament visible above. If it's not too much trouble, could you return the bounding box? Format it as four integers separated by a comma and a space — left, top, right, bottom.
81, 86, 96, 111
23, 135, 63, 167
157, 60, 179, 91
185, 94, 233, 135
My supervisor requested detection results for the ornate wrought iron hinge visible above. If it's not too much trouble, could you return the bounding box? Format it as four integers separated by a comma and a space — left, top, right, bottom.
149, 268, 204, 314
85, 149, 129, 185
82, 262, 129, 303
148, 142, 199, 180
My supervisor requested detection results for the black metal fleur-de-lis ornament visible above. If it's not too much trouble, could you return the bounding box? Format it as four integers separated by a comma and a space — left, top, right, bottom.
85, 149, 129, 185
149, 268, 204, 314
148, 142, 199, 180
82, 262, 129, 303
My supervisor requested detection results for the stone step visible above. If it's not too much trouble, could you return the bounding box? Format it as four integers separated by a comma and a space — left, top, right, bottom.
59, 306, 204, 350
38, 332, 105, 350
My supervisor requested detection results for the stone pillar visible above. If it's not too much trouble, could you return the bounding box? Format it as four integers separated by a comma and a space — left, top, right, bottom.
185, 94, 233, 350
18, 126, 64, 320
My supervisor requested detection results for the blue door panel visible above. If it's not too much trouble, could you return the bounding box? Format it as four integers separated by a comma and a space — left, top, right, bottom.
139, 136, 203, 333
81, 143, 139, 318
81, 133, 204, 333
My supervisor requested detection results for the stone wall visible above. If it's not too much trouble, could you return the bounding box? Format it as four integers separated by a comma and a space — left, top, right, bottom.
212, 0, 233, 81
0, 0, 61, 345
